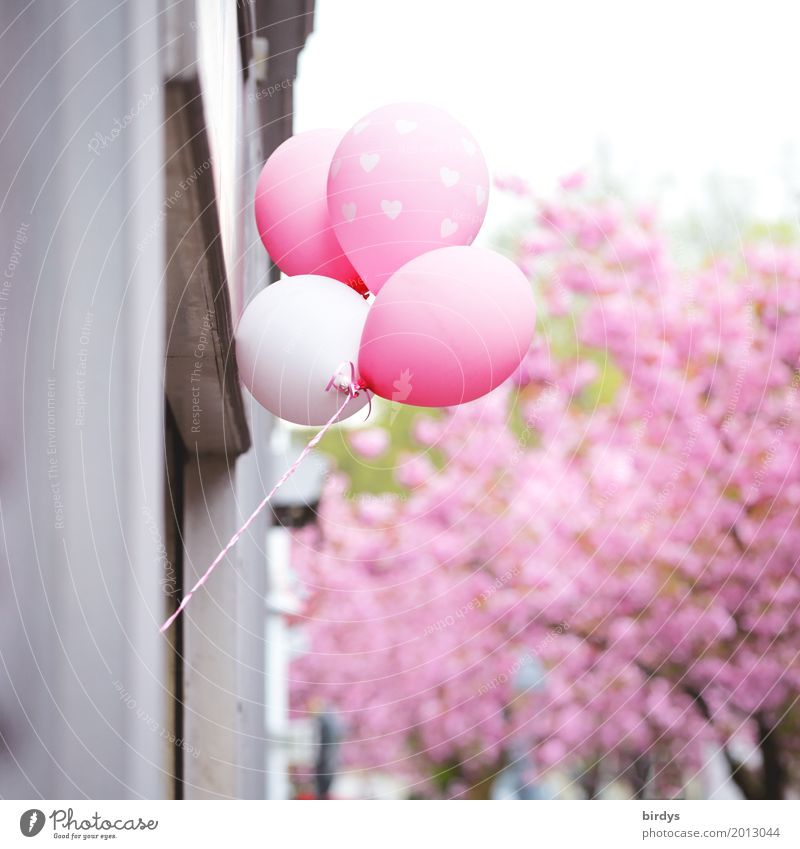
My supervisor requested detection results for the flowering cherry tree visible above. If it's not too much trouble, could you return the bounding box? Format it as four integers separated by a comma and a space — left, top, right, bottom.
290, 175, 800, 799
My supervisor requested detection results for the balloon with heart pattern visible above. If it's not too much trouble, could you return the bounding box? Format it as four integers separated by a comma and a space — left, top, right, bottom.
327, 103, 490, 295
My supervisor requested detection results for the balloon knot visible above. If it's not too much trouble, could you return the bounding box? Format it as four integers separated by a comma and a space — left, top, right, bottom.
326, 363, 372, 420
326, 362, 365, 399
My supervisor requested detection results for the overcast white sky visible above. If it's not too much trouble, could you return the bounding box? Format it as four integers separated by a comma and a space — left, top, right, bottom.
295, 0, 799, 242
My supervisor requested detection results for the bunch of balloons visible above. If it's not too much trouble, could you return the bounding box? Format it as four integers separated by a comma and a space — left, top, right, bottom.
161, 105, 537, 631
238, 103, 536, 425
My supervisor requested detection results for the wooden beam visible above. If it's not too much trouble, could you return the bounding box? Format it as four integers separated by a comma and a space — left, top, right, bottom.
163, 77, 251, 457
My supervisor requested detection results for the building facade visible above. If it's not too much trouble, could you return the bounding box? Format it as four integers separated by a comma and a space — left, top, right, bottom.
0, 0, 314, 799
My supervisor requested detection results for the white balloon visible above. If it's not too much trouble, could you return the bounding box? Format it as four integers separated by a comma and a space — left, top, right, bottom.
236, 275, 370, 426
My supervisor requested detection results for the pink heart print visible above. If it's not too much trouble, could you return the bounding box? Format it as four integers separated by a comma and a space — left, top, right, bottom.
328, 103, 490, 295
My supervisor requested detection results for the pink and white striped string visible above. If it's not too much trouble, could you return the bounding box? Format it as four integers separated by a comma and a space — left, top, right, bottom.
159, 364, 367, 634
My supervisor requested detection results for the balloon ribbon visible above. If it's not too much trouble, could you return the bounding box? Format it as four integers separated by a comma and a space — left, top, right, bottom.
159, 366, 367, 633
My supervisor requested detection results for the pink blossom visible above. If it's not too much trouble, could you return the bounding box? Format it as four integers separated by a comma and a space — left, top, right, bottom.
348, 427, 390, 458
290, 176, 800, 800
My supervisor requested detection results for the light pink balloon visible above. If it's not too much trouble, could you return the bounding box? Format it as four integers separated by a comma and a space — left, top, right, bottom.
328, 103, 490, 294
358, 247, 536, 407
255, 129, 363, 288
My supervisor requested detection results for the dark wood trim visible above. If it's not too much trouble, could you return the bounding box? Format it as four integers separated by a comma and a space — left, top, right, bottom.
237, 0, 256, 78
164, 401, 186, 799
163, 76, 251, 457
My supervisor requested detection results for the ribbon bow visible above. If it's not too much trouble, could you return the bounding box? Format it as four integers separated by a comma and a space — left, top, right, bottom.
326, 361, 371, 418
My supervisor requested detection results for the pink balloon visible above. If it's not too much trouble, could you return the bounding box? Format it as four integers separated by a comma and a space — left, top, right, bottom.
255, 129, 363, 288
328, 103, 490, 294
358, 247, 536, 407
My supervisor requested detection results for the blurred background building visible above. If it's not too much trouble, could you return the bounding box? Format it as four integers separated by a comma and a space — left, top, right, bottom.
0, 0, 316, 799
